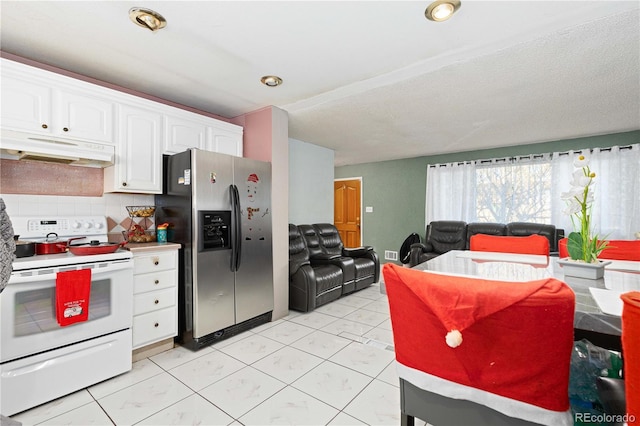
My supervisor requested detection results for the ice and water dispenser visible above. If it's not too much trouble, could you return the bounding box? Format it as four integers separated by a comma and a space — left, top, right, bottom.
199, 211, 231, 251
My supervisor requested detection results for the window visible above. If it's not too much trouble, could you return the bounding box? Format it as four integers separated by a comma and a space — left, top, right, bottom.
426, 144, 639, 239
476, 159, 551, 223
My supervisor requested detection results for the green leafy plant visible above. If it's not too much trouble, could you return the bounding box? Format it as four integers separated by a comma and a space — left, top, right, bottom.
561, 154, 608, 263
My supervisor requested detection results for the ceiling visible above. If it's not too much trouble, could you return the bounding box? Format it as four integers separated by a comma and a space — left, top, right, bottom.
1, 1, 639, 166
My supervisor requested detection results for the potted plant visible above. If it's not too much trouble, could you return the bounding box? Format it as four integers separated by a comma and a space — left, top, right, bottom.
558, 153, 610, 279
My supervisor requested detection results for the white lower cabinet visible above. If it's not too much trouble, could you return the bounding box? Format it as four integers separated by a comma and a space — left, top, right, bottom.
131, 248, 179, 350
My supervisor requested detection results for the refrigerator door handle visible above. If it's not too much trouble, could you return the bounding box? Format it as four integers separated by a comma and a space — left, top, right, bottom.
231, 184, 242, 271
230, 184, 237, 272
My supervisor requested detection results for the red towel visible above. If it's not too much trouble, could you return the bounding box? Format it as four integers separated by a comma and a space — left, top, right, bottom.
56, 269, 91, 326
622, 291, 640, 421
383, 263, 575, 412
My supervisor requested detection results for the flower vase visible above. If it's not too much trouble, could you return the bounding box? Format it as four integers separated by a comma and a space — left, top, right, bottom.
557, 258, 612, 279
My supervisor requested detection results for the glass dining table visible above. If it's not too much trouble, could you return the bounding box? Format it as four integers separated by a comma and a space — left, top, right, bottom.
412, 250, 640, 352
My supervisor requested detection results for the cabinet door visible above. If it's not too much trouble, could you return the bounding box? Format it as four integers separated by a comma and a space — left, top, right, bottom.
206, 125, 243, 157
112, 104, 162, 193
132, 307, 177, 349
163, 114, 207, 154
1, 74, 53, 134
56, 90, 114, 143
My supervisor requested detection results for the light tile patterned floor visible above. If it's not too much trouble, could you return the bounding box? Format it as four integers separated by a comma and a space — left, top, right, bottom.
10, 283, 429, 426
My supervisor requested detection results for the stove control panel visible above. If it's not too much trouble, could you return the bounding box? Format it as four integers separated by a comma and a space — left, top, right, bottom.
12, 216, 109, 239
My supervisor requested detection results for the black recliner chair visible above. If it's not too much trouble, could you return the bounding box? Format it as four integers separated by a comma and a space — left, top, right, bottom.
288, 224, 343, 312
409, 220, 467, 266
506, 222, 563, 253
466, 222, 507, 248
312, 223, 379, 294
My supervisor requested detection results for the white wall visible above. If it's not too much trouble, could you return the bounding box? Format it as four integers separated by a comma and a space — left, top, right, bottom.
288, 138, 334, 225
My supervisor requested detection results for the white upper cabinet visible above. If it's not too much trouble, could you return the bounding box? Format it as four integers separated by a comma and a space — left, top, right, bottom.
104, 103, 162, 194
55, 90, 114, 143
1, 59, 115, 144
1, 75, 53, 132
163, 107, 243, 157
163, 112, 208, 154
206, 122, 243, 157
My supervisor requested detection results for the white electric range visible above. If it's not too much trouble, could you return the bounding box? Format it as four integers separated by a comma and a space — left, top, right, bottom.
1, 216, 134, 416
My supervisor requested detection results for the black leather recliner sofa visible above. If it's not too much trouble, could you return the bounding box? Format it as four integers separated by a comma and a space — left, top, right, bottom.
288, 224, 343, 312
408, 220, 564, 267
288, 223, 380, 312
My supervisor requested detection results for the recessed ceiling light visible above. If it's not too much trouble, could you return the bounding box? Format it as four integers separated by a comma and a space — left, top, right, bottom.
425, 0, 461, 22
129, 7, 167, 32
261, 76, 283, 87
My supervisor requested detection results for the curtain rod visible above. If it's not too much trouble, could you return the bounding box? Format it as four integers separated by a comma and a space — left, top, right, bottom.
427, 144, 635, 168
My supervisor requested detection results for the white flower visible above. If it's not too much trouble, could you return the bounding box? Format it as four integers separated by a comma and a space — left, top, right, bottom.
445, 330, 463, 348
561, 188, 584, 201
585, 191, 594, 204
570, 169, 590, 188
564, 201, 581, 215
574, 153, 590, 168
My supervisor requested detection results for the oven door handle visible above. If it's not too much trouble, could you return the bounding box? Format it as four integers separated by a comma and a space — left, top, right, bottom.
9, 260, 133, 284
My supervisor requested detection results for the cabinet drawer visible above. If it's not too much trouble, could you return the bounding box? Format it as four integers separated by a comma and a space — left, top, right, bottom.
132, 307, 177, 349
133, 287, 176, 316
133, 251, 176, 274
133, 269, 175, 294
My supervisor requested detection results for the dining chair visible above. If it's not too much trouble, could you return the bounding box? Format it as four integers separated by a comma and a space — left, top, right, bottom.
469, 234, 550, 255
382, 263, 575, 426
622, 291, 640, 421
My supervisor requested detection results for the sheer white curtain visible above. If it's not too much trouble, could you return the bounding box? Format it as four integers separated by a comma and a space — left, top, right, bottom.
589, 144, 640, 239
425, 161, 477, 223
550, 151, 576, 234
427, 144, 639, 239
552, 144, 640, 239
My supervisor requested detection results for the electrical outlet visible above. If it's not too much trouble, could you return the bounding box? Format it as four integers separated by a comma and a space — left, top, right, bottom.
384, 250, 398, 261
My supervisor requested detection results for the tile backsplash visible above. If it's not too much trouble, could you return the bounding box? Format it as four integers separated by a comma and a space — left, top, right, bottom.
1, 193, 156, 237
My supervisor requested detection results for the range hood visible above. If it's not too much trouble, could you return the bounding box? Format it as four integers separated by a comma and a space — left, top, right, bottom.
0, 129, 114, 167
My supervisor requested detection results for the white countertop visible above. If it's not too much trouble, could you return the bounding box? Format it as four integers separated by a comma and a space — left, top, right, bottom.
124, 242, 181, 253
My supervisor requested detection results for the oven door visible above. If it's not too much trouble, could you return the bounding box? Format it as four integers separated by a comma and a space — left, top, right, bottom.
1, 259, 133, 363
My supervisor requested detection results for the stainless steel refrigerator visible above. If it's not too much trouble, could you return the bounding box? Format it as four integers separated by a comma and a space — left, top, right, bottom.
155, 149, 273, 350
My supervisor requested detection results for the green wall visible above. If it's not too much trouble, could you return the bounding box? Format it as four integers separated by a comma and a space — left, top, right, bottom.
335, 130, 639, 264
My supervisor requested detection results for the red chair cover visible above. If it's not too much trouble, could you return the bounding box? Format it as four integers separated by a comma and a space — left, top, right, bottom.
470, 234, 550, 255
559, 238, 640, 261
383, 263, 574, 412
559, 237, 569, 258
599, 240, 640, 261
622, 291, 640, 421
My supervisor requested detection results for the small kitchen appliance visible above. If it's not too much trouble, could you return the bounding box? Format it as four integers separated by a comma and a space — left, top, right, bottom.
155, 149, 273, 349
0, 215, 133, 416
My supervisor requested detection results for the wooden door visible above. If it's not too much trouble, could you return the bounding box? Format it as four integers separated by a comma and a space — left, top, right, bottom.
334, 179, 361, 248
